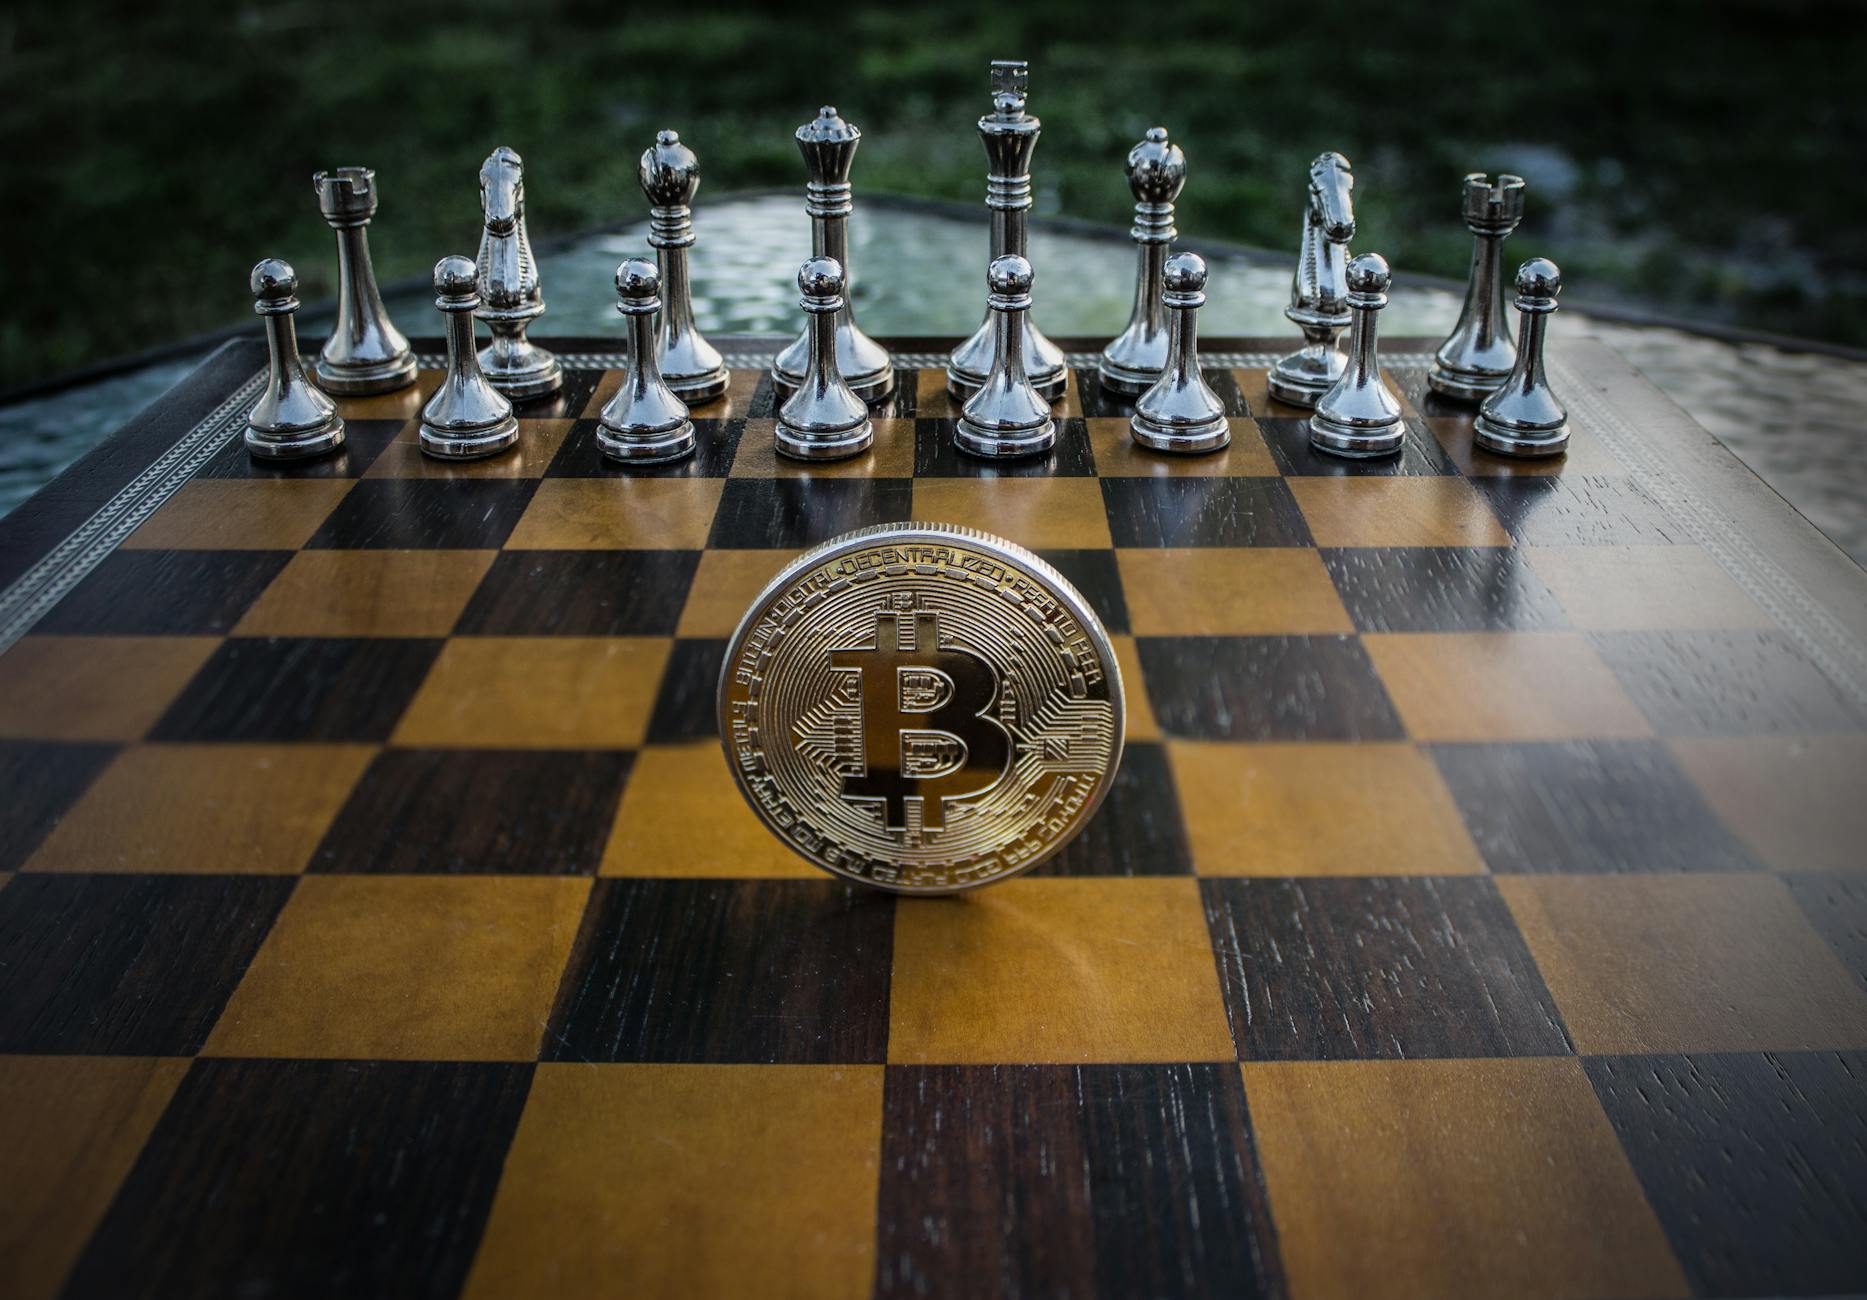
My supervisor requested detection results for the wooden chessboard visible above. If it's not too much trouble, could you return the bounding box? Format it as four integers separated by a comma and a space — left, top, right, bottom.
2, 334, 1865, 1300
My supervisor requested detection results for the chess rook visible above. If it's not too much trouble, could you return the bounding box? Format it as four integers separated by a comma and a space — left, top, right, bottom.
474, 146, 563, 399
771, 107, 894, 404
775, 257, 874, 461
311, 167, 418, 396
244, 259, 345, 461
946, 60, 1066, 403
1098, 127, 1186, 395
1430, 173, 1527, 402
1475, 258, 1570, 457
418, 256, 519, 461
1130, 252, 1230, 454
955, 255, 1056, 459
597, 258, 697, 464
1268, 152, 1356, 408
639, 130, 728, 404
1308, 253, 1406, 458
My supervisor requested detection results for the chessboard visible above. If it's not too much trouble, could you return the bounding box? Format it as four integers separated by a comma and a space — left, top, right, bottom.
2, 334, 1865, 1300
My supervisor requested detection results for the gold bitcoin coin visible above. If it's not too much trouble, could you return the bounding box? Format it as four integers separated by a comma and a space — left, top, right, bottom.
718, 522, 1125, 893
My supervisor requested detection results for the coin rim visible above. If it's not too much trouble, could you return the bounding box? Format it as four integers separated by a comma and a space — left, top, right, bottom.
715, 521, 1127, 894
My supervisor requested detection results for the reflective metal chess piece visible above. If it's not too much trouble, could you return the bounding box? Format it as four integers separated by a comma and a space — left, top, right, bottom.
1130, 252, 1229, 454
956, 255, 1056, 459
597, 258, 697, 465
1268, 152, 1357, 409
474, 147, 562, 400
311, 167, 418, 396
245, 259, 345, 461
946, 60, 1066, 404
1098, 127, 1186, 395
638, 130, 728, 405
771, 107, 894, 404
1309, 253, 1407, 458
1429, 173, 1527, 403
775, 258, 874, 461
1475, 258, 1570, 458
419, 256, 519, 460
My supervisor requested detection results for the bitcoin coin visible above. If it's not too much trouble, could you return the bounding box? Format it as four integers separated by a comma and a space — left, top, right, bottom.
718, 522, 1125, 893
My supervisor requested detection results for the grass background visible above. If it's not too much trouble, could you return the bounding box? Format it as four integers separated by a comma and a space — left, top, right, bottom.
5, 0, 1863, 389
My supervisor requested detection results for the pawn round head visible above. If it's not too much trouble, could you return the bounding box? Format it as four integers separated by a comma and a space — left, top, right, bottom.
1163, 251, 1208, 295
1126, 126, 1187, 204
615, 257, 660, 302
987, 253, 1034, 296
798, 256, 844, 298
639, 129, 700, 205
250, 258, 297, 304
1517, 257, 1562, 301
433, 255, 478, 300
1346, 252, 1392, 296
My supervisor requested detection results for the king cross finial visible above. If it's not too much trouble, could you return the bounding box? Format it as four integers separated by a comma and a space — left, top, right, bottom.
990, 59, 1028, 115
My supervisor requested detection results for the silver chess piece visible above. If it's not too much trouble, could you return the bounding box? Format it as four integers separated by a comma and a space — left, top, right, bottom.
245, 259, 345, 461
474, 146, 562, 399
1268, 152, 1356, 408
311, 167, 418, 396
1475, 258, 1570, 458
955, 254, 1056, 459
1130, 252, 1229, 454
1429, 173, 1527, 402
947, 60, 1066, 404
638, 130, 728, 404
771, 107, 894, 404
1309, 253, 1406, 458
419, 256, 519, 460
1098, 127, 1186, 395
776, 257, 874, 461
598, 258, 697, 464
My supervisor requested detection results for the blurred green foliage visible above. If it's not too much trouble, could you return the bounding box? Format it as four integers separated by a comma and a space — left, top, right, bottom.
4, 0, 1863, 387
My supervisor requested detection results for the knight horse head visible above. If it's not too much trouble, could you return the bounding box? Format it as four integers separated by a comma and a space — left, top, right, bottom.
479, 146, 524, 234
1289, 151, 1356, 323
476, 146, 540, 314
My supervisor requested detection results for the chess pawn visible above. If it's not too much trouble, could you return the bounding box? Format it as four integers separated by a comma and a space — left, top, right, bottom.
311, 167, 418, 395
419, 256, 519, 460
1429, 173, 1527, 402
638, 130, 728, 404
1098, 127, 1186, 395
946, 60, 1067, 403
771, 107, 894, 403
1130, 252, 1230, 453
775, 258, 874, 460
245, 259, 345, 461
956, 255, 1056, 459
1268, 152, 1356, 408
1475, 258, 1570, 458
599, 258, 698, 464
1309, 253, 1406, 458
475, 146, 563, 399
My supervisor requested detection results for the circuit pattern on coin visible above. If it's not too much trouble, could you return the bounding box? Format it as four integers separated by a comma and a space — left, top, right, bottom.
719, 523, 1125, 893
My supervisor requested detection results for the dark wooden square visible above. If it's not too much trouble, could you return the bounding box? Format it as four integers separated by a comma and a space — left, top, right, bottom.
706, 477, 913, 548
311, 748, 634, 875
544, 878, 894, 1064
1071, 366, 1141, 420
510, 366, 601, 420
0, 739, 118, 870
875, 1063, 1284, 1299
1432, 740, 1762, 873
1788, 874, 1867, 992
913, 418, 1096, 477
195, 418, 405, 479
1591, 629, 1867, 736
1036, 548, 1130, 634
1201, 876, 1573, 1060
1322, 547, 1568, 632
306, 478, 538, 549
545, 418, 743, 478
1100, 477, 1312, 548
1257, 417, 1457, 477
35, 549, 292, 635
0, 873, 292, 1054
1471, 476, 1687, 545
454, 549, 699, 636
646, 638, 727, 742
1136, 635, 1404, 740
63, 1058, 532, 1300
1585, 1050, 1867, 1297
1032, 742, 1192, 876
150, 637, 442, 742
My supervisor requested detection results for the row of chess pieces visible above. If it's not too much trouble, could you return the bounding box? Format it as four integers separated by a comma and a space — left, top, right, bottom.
241, 59, 1570, 467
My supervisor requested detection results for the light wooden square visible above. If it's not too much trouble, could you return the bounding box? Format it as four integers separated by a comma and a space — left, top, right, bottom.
1289, 477, 1513, 548
911, 478, 1112, 550
506, 478, 724, 549
1118, 549, 1352, 635
1523, 545, 1773, 631
394, 636, 671, 749
121, 480, 354, 550
0, 636, 217, 741
234, 549, 495, 637
1670, 735, 1867, 872
1363, 632, 1651, 741
602, 743, 820, 878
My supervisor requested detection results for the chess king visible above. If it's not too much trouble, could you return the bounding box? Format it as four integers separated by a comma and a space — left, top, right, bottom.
719, 524, 1125, 893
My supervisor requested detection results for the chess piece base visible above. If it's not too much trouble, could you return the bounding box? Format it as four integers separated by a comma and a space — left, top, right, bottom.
955, 416, 1056, 460
315, 352, 419, 396
1096, 358, 1162, 396
1266, 355, 1344, 409
246, 419, 346, 462
776, 418, 873, 461
1474, 416, 1569, 459
1428, 362, 1510, 405
420, 414, 520, 461
665, 368, 729, 406
598, 419, 697, 464
1308, 411, 1406, 459
1130, 411, 1229, 455
478, 342, 564, 400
